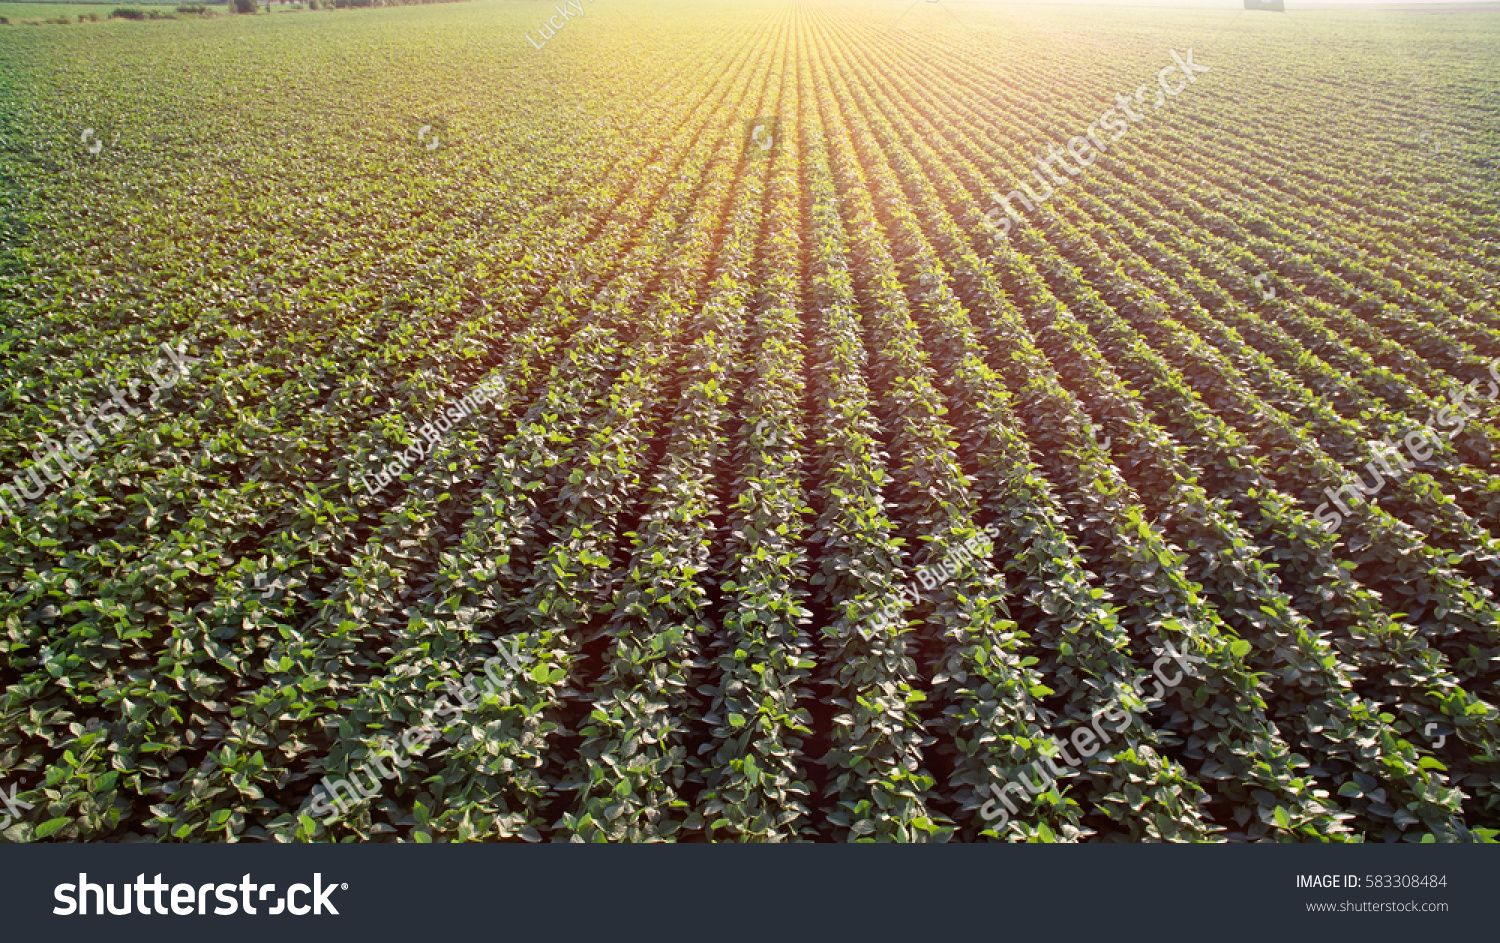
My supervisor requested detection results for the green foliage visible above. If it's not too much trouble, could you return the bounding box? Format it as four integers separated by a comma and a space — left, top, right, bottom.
0, 0, 1495, 846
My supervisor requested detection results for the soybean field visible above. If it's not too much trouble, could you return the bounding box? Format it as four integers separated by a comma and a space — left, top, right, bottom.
1, 0, 1498, 843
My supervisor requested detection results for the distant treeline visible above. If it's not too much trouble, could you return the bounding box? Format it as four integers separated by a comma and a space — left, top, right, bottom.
324, 0, 474, 7
2, 0, 478, 16
1, 0, 474, 7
